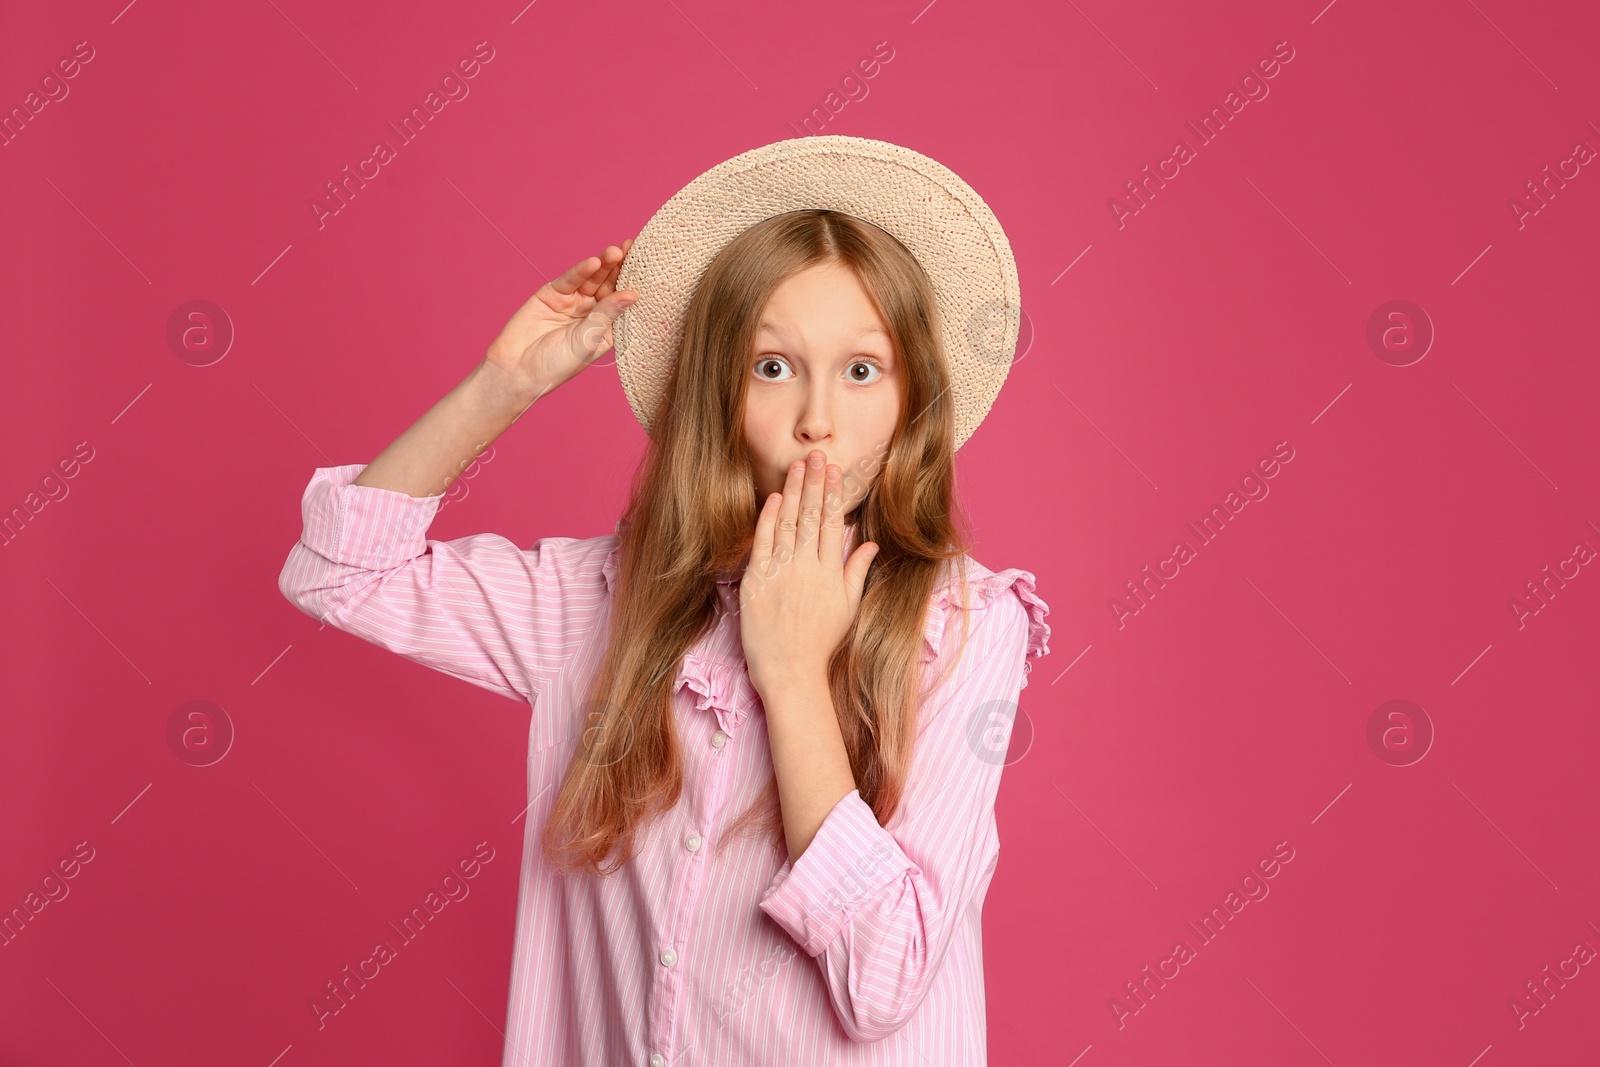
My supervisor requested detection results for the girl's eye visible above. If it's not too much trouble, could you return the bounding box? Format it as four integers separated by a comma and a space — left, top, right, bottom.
753, 357, 793, 382
847, 360, 883, 384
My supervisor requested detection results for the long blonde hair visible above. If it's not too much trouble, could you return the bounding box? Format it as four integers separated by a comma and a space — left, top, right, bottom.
539, 209, 976, 876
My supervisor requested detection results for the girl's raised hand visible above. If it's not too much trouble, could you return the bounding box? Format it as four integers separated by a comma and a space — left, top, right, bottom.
740, 450, 880, 695
485, 240, 638, 398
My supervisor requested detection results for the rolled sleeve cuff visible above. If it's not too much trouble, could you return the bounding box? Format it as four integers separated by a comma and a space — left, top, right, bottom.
758, 789, 915, 957
300, 464, 445, 570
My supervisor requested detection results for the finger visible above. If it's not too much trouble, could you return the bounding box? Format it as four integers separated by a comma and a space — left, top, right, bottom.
818, 462, 845, 575
598, 247, 627, 300
603, 239, 631, 280
598, 238, 633, 297
578, 246, 622, 299
545, 255, 603, 298
774, 459, 805, 567
796, 449, 826, 562
600, 243, 628, 293
751, 491, 781, 581
592, 238, 637, 306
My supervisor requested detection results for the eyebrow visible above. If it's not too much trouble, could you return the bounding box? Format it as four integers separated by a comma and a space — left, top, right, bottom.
757, 320, 889, 340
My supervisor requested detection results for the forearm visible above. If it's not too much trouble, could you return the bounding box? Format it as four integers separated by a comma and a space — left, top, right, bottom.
760, 672, 859, 861
353, 359, 546, 498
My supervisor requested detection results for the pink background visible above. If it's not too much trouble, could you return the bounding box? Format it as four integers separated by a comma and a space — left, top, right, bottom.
4, 0, 1599, 1063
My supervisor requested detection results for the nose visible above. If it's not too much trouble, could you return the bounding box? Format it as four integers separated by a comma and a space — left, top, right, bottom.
795, 376, 833, 443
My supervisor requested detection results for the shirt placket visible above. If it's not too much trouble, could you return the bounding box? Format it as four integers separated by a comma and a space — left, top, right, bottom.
646, 653, 749, 1067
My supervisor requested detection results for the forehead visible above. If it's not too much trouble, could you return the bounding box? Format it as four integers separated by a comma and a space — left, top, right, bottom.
757, 262, 889, 340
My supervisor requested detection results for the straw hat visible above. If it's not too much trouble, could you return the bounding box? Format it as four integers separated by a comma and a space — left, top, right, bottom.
611, 135, 1022, 452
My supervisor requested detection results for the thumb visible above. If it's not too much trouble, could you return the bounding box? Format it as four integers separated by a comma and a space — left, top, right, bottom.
574, 290, 637, 357
845, 542, 880, 604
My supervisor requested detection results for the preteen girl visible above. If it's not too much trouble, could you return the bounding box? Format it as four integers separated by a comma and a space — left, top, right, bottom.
279, 135, 1050, 1066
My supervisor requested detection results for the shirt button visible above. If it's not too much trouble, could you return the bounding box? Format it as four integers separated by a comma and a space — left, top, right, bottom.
660, 946, 678, 967
685, 832, 702, 852
649, 1055, 665, 1067
711, 730, 728, 748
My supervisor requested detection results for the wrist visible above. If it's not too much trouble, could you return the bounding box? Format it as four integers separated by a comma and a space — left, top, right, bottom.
750, 661, 830, 702
473, 357, 552, 417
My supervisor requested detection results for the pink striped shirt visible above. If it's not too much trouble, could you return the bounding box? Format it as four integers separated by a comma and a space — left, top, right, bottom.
278, 464, 1050, 1066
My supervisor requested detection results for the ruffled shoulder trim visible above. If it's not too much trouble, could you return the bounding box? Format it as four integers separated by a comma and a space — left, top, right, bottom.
601, 539, 622, 596
599, 518, 634, 596
923, 558, 1052, 688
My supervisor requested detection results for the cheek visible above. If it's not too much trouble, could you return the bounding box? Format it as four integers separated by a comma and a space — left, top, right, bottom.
859, 388, 901, 449
742, 400, 781, 463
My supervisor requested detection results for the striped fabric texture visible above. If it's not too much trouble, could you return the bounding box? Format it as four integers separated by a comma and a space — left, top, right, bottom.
279, 464, 1051, 1066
